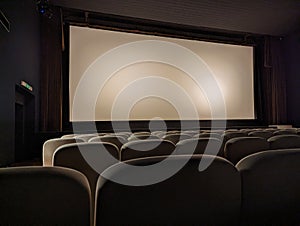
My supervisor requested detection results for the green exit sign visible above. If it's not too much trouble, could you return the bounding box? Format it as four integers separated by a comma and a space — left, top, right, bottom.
21, 81, 33, 92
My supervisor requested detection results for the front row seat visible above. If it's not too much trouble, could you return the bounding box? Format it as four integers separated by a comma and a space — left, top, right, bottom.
0, 166, 91, 226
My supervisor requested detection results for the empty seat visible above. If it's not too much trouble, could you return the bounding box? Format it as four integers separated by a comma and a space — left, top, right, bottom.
95, 155, 241, 226
151, 130, 166, 138
175, 138, 222, 156
194, 132, 222, 139
248, 130, 273, 139
43, 138, 84, 166
53, 142, 119, 195
268, 134, 300, 150
109, 132, 132, 139
89, 135, 127, 150
222, 132, 248, 143
224, 137, 269, 164
120, 140, 175, 161
273, 129, 297, 136
0, 166, 91, 226
133, 131, 151, 136
61, 133, 77, 138
75, 134, 98, 142
127, 134, 160, 141
236, 149, 300, 225
162, 133, 192, 145
53, 142, 119, 225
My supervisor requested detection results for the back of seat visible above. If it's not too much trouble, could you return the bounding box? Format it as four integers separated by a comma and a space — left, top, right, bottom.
268, 134, 300, 150
120, 139, 175, 161
236, 149, 300, 225
224, 137, 269, 164
95, 155, 241, 226
0, 166, 91, 226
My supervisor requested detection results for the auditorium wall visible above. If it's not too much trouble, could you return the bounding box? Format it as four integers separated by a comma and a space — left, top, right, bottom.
0, 0, 40, 166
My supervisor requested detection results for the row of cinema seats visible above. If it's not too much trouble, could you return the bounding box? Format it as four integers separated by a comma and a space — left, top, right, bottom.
42, 132, 300, 212
1, 149, 300, 225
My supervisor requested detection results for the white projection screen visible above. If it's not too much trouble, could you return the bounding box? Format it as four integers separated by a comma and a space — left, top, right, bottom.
69, 26, 254, 121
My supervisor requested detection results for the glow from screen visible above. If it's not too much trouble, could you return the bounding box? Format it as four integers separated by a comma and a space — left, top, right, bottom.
69, 26, 254, 121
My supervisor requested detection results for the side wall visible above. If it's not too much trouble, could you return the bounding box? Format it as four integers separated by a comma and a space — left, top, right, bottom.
0, 0, 40, 165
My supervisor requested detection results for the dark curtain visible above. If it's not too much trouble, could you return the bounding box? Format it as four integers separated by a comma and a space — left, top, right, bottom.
262, 36, 287, 125
39, 7, 63, 131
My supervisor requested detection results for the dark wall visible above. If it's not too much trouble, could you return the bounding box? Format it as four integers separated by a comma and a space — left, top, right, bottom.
284, 31, 300, 126
0, 0, 40, 166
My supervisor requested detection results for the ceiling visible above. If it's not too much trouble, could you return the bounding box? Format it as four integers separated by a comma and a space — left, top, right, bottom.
51, 0, 300, 36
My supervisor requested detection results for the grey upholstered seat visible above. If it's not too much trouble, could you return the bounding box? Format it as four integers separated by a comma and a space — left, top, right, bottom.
89, 135, 127, 150
236, 149, 300, 225
120, 139, 175, 161
248, 130, 273, 139
43, 138, 84, 166
127, 134, 160, 141
224, 137, 269, 164
95, 155, 241, 226
0, 166, 91, 226
175, 137, 222, 156
74, 134, 98, 142
162, 133, 192, 145
273, 129, 297, 136
53, 142, 119, 225
268, 134, 300, 149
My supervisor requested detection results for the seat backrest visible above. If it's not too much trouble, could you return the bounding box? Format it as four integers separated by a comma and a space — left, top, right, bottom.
236, 149, 300, 225
43, 138, 84, 166
53, 142, 119, 225
194, 132, 222, 139
120, 140, 175, 161
75, 134, 98, 142
95, 155, 241, 226
175, 138, 222, 156
53, 142, 119, 194
224, 137, 269, 164
162, 133, 192, 145
248, 130, 273, 139
268, 134, 300, 150
273, 129, 297, 136
127, 134, 160, 141
222, 132, 248, 143
0, 166, 91, 226
61, 134, 77, 138
89, 135, 127, 150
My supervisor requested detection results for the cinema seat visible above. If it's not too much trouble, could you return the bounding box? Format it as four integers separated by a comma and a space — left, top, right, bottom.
43, 138, 84, 166
162, 133, 192, 145
75, 134, 98, 142
120, 140, 175, 161
273, 129, 297, 136
95, 155, 241, 226
61, 133, 78, 138
0, 166, 91, 226
175, 137, 222, 156
268, 134, 300, 149
194, 132, 222, 139
224, 137, 269, 164
222, 132, 248, 143
236, 149, 300, 225
127, 134, 160, 141
53, 142, 119, 193
248, 130, 273, 139
53, 142, 119, 224
89, 135, 127, 150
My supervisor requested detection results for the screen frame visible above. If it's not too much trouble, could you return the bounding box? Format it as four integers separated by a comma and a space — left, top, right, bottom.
61, 8, 264, 132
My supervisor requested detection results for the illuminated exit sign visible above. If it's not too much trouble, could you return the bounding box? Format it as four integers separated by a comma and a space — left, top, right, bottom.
21, 80, 33, 92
